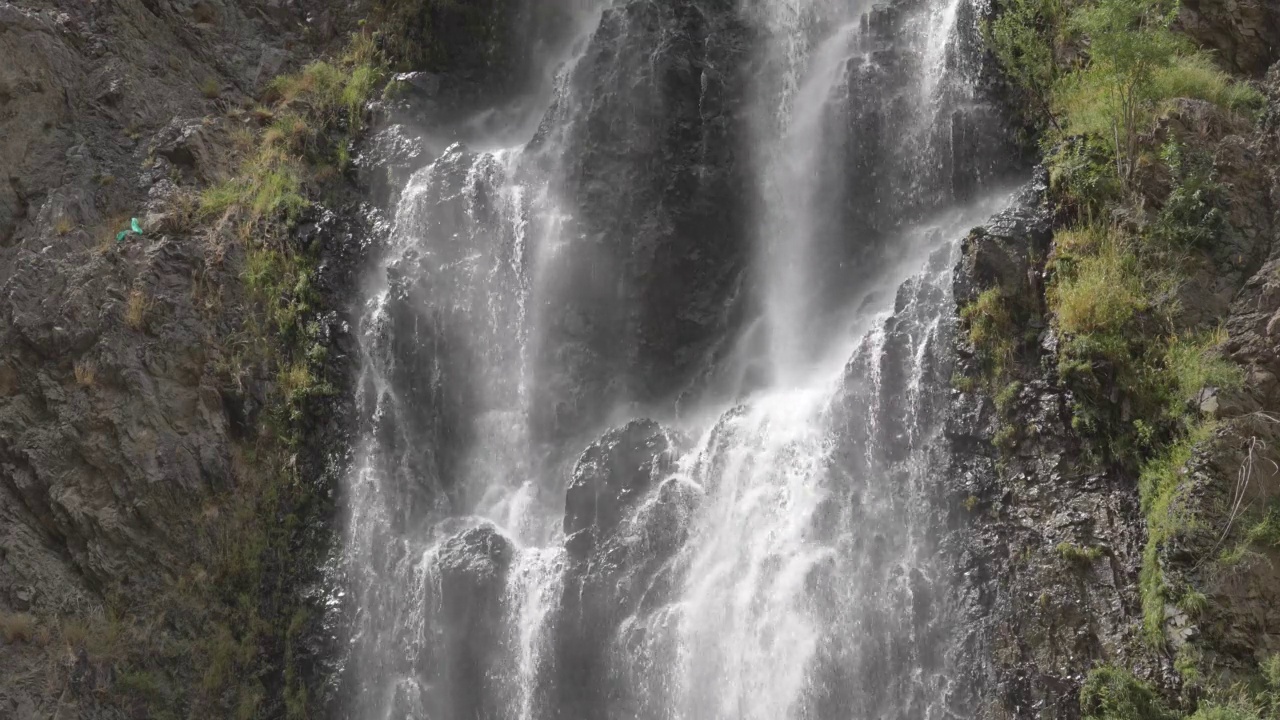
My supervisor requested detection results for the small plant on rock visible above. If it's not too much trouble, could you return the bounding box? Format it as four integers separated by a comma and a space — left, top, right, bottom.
1057, 542, 1104, 567
73, 359, 97, 387
1080, 665, 1175, 720
200, 77, 221, 99
0, 612, 37, 644
126, 289, 150, 331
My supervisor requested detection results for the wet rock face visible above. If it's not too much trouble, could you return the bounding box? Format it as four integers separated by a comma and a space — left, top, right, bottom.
800, 0, 1023, 326
529, 0, 754, 442
954, 171, 1054, 307
557, 419, 695, 719
420, 525, 516, 720
0, 0, 359, 257
563, 419, 685, 554
361, 143, 529, 510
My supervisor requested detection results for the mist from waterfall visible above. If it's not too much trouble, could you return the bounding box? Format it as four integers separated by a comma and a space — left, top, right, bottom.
339, 0, 1018, 717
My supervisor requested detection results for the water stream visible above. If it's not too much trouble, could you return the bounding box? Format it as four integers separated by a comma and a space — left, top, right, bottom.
340, 0, 1017, 717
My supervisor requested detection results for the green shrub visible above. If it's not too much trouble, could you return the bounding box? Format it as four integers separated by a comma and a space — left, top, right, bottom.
1057, 542, 1104, 566
1220, 504, 1280, 565
1080, 665, 1175, 720
962, 287, 1018, 383
0, 611, 36, 643
209, 34, 383, 235
995, 380, 1023, 414
1178, 589, 1208, 616
1153, 141, 1227, 250
985, 0, 1065, 129
1051, 228, 1147, 336
1057, 0, 1185, 182
1188, 704, 1261, 720
1047, 137, 1123, 216
1163, 330, 1241, 415
1149, 55, 1266, 115
200, 77, 221, 99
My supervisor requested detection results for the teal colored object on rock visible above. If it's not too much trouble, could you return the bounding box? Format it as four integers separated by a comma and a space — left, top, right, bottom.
115, 217, 143, 242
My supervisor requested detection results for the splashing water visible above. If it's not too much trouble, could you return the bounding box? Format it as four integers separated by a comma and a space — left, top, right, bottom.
338, 0, 1019, 717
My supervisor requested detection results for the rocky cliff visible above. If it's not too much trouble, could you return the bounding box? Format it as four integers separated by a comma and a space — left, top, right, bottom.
0, 0, 372, 716
3, 0, 1280, 717
956, 0, 1280, 709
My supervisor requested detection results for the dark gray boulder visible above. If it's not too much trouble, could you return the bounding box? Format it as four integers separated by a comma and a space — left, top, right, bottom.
420, 524, 515, 720
556, 418, 694, 720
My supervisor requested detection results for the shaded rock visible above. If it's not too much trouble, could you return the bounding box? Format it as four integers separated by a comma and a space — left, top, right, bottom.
0, 0, 371, 715
1179, 0, 1279, 76
563, 418, 686, 555
557, 418, 693, 720
151, 118, 227, 183
357, 122, 431, 206
397, 524, 516, 720
433, 523, 515, 610
954, 169, 1053, 307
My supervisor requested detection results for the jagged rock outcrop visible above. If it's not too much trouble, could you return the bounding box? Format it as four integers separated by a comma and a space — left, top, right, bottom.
952, 64, 1280, 717
1150, 64, 1280, 682
948, 176, 1162, 719
557, 418, 694, 719
418, 524, 516, 720
1179, 0, 1280, 76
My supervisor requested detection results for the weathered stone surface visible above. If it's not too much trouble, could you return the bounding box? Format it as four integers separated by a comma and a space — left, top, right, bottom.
955, 170, 1054, 307
421, 524, 515, 720
563, 418, 686, 555
0, 0, 368, 716
948, 177, 1158, 719
557, 418, 694, 720
1163, 63, 1280, 679
953, 62, 1280, 718
1179, 0, 1280, 76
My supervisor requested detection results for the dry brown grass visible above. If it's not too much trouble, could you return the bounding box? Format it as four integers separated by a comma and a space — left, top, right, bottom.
125, 289, 150, 331
54, 216, 74, 236
1, 612, 37, 644
73, 359, 97, 387
96, 213, 132, 254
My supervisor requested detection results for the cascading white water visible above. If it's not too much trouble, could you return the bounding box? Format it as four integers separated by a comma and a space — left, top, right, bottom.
339, 0, 1017, 717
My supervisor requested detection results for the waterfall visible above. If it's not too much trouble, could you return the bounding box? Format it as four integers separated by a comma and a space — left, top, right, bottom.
339, 0, 1020, 717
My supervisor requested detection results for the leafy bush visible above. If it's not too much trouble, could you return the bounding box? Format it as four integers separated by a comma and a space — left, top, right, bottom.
1220, 504, 1280, 566
985, 0, 1066, 129
962, 287, 1018, 382
1080, 666, 1175, 720
1153, 141, 1227, 250
1047, 137, 1123, 216
1058, 542, 1104, 566
204, 35, 383, 234
1058, 0, 1185, 182
1187, 704, 1261, 720
0, 612, 36, 644
1136, 331, 1240, 644
983, 0, 1263, 698
200, 77, 221, 99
